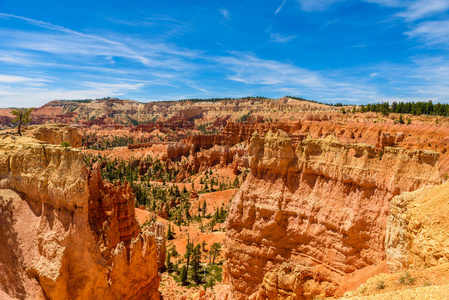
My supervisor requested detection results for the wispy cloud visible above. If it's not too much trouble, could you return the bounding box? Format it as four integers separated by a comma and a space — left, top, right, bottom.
0, 13, 122, 45
397, 0, 449, 21
219, 9, 230, 19
0, 80, 147, 107
364, 0, 449, 21
269, 33, 296, 43
298, 0, 449, 20
275, 0, 287, 14
0, 13, 205, 106
296, 0, 344, 12
0, 74, 52, 84
214, 52, 323, 87
363, 0, 404, 8
405, 20, 449, 46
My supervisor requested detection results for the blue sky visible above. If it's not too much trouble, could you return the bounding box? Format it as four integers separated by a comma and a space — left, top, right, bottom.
1, 0, 449, 107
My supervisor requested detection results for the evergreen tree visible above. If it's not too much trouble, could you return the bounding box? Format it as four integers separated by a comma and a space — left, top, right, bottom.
183, 238, 193, 284
166, 223, 175, 240
210, 243, 222, 265
166, 251, 173, 272
180, 265, 188, 285
202, 200, 207, 217
209, 219, 216, 232
191, 244, 202, 284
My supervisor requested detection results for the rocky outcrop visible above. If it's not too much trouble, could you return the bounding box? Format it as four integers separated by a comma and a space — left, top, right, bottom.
385, 181, 449, 273
224, 130, 440, 299
257, 263, 327, 300
0, 137, 160, 299
375, 132, 395, 149
146, 222, 167, 272
23, 124, 83, 147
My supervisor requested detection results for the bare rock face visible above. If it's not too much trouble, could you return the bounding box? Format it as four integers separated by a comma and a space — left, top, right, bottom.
375, 132, 395, 149
146, 222, 166, 272
395, 132, 405, 143
256, 263, 328, 300
23, 124, 83, 147
386, 181, 449, 273
0, 138, 160, 299
224, 130, 440, 299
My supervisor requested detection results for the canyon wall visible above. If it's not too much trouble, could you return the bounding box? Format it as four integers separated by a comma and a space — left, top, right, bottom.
0, 134, 161, 299
386, 181, 449, 273
224, 130, 441, 299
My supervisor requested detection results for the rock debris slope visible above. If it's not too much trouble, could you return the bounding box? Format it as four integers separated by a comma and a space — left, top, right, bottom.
0, 130, 161, 299
223, 130, 441, 299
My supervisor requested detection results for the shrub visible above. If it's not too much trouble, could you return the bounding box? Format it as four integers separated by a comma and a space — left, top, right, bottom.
376, 280, 385, 290
61, 141, 70, 149
399, 271, 415, 285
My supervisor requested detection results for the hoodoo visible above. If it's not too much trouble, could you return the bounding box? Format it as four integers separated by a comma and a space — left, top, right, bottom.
0, 127, 162, 300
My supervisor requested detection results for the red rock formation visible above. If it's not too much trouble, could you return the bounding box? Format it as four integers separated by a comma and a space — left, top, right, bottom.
376, 132, 396, 149
223, 130, 441, 299
88, 165, 141, 259
146, 222, 167, 272
0, 136, 161, 299
395, 132, 405, 143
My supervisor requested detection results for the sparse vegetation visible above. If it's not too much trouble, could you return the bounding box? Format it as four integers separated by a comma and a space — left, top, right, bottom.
11, 108, 34, 135
376, 280, 385, 290
398, 272, 416, 285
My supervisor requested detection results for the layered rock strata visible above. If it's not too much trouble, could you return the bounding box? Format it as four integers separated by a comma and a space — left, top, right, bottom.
22, 123, 83, 147
0, 136, 161, 299
224, 130, 440, 299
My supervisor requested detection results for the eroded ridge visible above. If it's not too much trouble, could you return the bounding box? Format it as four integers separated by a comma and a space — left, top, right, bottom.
0, 130, 161, 300
224, 130, 440, 299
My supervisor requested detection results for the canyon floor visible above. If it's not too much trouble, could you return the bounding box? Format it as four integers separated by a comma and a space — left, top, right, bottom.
2, 97, 449, 299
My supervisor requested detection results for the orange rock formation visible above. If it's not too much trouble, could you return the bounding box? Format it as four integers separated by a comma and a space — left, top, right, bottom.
23, 123, 83, 147
0, 132, 161, 299
223, 130, 441, 299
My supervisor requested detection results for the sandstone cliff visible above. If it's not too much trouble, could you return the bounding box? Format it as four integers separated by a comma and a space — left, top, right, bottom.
386, 181, 449, 273
22, 124, 83, 148
340, 180, 449, 299
224, 130, 441, 299
0, 135, 161, 299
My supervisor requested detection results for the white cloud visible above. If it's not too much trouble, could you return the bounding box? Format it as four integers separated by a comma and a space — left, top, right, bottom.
297, 0, 449, 20
275, 0, 288, 14
269, 33, 296, 43
296, 0, 344, 12
0, 74, 51, 84
397, 0, 449, 21
363, 0, 405, 7
364, 0, 449, 21
0, 13, 200, 70
405, 20, 449, 46
215, 52, 323, 87
0, 81, 146, 107
219, 9, 230, 19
